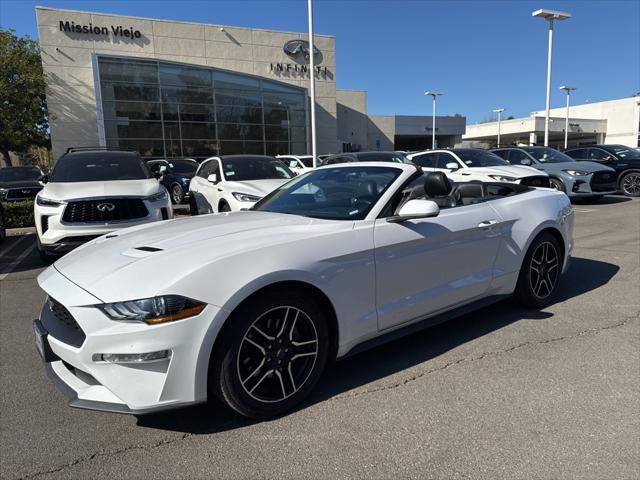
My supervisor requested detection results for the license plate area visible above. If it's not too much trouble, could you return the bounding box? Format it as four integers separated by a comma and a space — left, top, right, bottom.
33, 319, 58, 363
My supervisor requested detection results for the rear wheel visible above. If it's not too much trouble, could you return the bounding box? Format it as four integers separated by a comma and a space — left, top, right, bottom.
514, 232, 562, 308
219, 202, 231, 213
170, 184, 184, 204
549, 178, 566, 193
210, 291, 329, 419
620, 171, 640, 197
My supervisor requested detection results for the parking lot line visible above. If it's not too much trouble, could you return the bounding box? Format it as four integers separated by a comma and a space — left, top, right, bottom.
0, 234, 31, 260
0, 236, 37, 281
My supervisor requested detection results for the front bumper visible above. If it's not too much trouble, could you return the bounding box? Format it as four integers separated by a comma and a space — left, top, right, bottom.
34, 267, 219, 414
563, 173, 617, 197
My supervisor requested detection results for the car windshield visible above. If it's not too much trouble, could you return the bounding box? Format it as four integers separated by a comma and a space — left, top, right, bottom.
608, 145, 640, 159
525, 147, 575, 163
455, 150, 508, 167
253, 166, 402, 220
170, 160, 198, 175
222, 157, 294, 181
0, 167, 42, 182
299, 156, 314, 168
50, 154, 151, 182
357, 152, 409, 163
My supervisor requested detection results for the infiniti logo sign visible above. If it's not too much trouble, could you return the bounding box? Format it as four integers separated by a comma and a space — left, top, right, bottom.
96, 202, 116, 212
283, 39, 322, 64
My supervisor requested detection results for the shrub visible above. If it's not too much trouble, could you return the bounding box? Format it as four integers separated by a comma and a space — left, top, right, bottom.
1, 200, 34, 228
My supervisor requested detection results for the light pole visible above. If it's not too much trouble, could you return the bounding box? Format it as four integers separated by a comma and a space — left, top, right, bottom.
532, 8, 571, 147
307, 0, 318, 167
493, 108, 505, 147
425, 91, 443, 149
559, 85, 576, 149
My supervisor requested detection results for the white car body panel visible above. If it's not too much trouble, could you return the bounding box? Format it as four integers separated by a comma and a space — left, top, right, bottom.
276, 155, 314, 175
35, 178, 172, 252
407, 150, 549, 184
36, 163, 573, 413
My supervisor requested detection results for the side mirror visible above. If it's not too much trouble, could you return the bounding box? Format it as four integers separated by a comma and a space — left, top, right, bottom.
520, 158, 532, 166
387, 199, 440, 223
207, 173, 218, 184
159, 165, 168, 173
604, 155, 615, 163
39, 174, 49, 184
445, 162, 459, 171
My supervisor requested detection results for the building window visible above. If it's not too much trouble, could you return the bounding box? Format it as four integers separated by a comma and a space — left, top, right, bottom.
97, 56, 307, 159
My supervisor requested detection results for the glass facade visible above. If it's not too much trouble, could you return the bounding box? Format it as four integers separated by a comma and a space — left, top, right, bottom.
98, 56, 308, 158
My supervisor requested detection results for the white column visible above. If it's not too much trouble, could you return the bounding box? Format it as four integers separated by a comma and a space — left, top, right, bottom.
564, 90, 570, 149
544, 19, 554, 147
529, 132, 538, 146
308, 0, 317, 167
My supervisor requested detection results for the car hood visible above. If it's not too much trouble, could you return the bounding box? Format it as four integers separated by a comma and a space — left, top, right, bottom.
223, 179, 290, 198
0, 180, 42, 189
462, 165, 547, 178
534, 161, 614, 173
48, 211, 344, 302
40, 179, 162, 201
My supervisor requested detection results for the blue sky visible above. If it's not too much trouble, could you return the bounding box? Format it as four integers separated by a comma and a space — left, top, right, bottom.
1, 0, 638, 123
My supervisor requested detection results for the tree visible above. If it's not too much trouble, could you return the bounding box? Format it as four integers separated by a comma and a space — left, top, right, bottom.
0, 28, 50, 166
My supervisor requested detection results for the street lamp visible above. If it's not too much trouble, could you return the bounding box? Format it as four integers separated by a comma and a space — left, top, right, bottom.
559, 85, 576, 149
532, 8, 571, 147
493, 108, 505, 147
424, 91, 443, 149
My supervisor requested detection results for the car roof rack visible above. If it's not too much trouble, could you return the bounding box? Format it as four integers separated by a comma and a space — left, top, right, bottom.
64, 146, 137, 154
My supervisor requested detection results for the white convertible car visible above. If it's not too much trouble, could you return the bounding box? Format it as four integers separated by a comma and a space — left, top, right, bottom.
34, 163, 573, 419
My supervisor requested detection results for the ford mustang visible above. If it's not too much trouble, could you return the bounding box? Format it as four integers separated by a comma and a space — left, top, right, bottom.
34, 163, 574, 419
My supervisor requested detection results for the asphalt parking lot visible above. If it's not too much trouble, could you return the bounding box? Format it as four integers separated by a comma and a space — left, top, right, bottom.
1, 197, 638, 480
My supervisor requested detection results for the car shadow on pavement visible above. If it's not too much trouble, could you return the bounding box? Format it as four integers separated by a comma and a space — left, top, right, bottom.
136, 256, 619, 434
574, 196, 632, 205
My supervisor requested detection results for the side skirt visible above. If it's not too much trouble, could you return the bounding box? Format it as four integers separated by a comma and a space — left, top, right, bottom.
340, 294, 510, 359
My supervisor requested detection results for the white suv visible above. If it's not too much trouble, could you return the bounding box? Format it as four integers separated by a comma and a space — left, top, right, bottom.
189, 155, 294, 214
35, 148, 172, 258
275, 155, 315, 175
407, 149, 550, 187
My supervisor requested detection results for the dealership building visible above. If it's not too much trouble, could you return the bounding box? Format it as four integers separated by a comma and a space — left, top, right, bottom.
462, 96, 640, 149
36, 7, 466, 160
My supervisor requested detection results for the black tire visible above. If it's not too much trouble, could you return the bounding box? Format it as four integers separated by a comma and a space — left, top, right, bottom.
210, 291, 329, 419
219, 202, 231, 212
0, 209, 6, 243
514, 232, 562, 308
549, 178, 566, 193
170, 183, 184, 204
36, 236, 54, 263
619, 171, 640, 197
189, 194, 199, 216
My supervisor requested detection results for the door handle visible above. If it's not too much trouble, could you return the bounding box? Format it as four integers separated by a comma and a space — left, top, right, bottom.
478, 219, 499, 228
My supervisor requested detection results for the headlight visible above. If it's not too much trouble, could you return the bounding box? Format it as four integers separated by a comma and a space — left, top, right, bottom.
232, 192, 262, 202
0, 188, 7, 200
96, 295, 206, 325
489, 175, 517, 182
36, 196, 64, 207
146, 189, 169, 202
563, 170, 589, 176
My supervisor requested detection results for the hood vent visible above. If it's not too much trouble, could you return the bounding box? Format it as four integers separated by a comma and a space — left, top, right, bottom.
121, 246, 164, 258
135, 246, 163, 252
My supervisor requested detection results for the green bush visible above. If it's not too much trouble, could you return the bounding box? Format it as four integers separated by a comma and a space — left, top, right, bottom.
1, 200, 34, 228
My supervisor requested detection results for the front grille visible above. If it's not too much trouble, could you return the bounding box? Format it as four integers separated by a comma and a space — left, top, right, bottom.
6, 187, 41, 200
62, 198, 148, 223
41, 297, 86, 348
590, 171, 617, 191
521, 176, 551, 188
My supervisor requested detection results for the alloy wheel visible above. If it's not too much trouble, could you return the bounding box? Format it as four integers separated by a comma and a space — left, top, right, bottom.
621, 173, 640, 196
171, 184, 184, 204
237, 306, 318, 403
529, 241, 559, 299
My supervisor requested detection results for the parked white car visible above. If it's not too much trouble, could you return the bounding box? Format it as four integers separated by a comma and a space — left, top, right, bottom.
34, 148, 172, 258
276, 155, 315, 175
407, 149, 551, 187
34, 163, 573, 419
189, 155, 295, 214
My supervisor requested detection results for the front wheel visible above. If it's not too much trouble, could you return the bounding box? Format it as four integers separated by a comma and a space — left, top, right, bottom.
620, 171, 640, 197
170, 184, 184, 204
549, 178, 566, 193
210, 292, 329, 419
514, 232, 562, 308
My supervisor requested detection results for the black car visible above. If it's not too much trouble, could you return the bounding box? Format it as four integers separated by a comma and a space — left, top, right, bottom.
319, 151, 410, 166
147, 158, 199, 204
0, 166, 44, 202
563, 145, 640, 197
